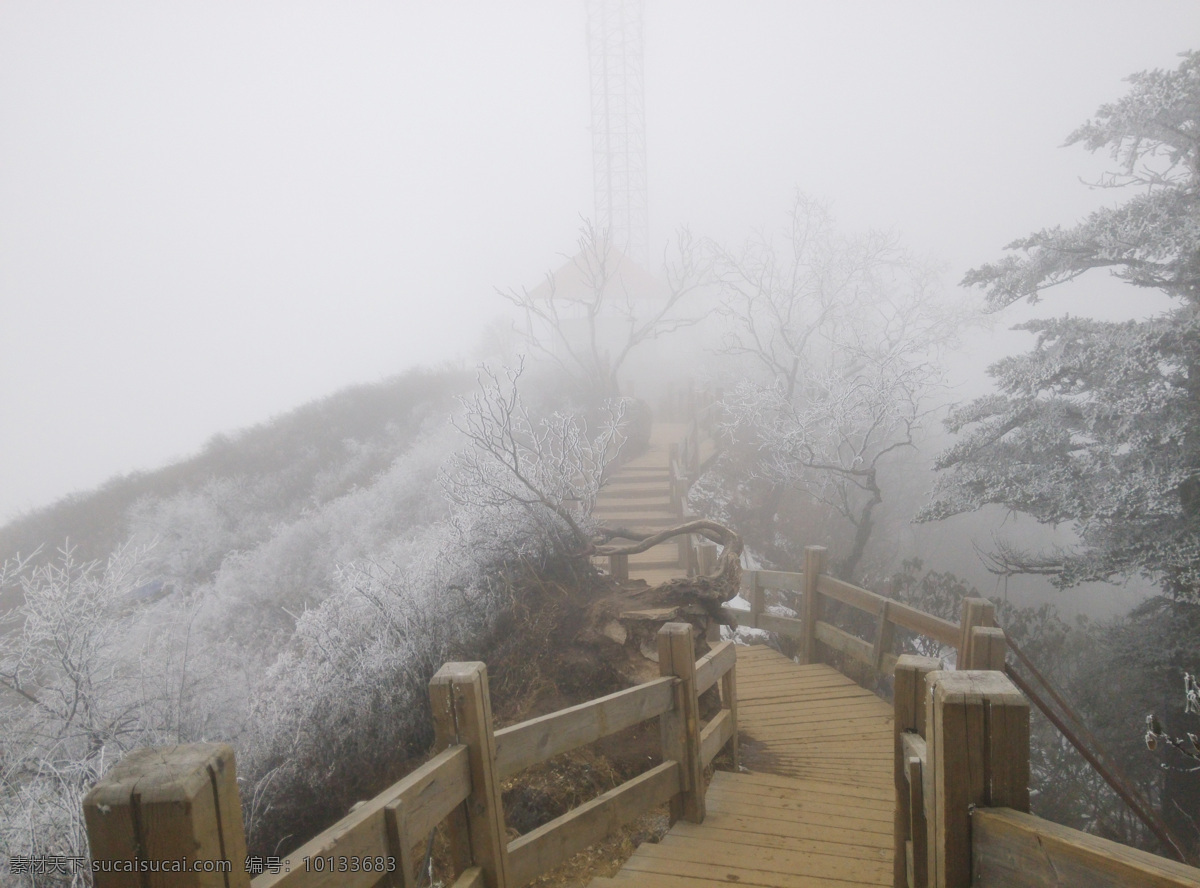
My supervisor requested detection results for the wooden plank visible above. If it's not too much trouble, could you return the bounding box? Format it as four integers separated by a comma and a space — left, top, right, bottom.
757, 611, 805, 637
670, 823, 890, 862
506, 761, 680, 887
493, 677, 675, 780
748, 572, 764, 628
705, 787, 892, 826
752, 569, 805, 592
694, 641, 736, 694
721, 661, 739, 769
817, 574, 887, 617
708, 778, 894, 813
638, 835, 892, 883
658, 623, 704, 823
622, 847, 886, 888
253, 747, 470, 888
972, 807, 1200, 888
607, 870, 875, 888
814, 621, 875, 667
699, 710, 734, 767
84, 743, 250, 888
715, 770, 894, 801
886, 602, 960, 649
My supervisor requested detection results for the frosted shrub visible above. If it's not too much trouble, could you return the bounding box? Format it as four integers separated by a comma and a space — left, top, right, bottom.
0, 546, 227, 887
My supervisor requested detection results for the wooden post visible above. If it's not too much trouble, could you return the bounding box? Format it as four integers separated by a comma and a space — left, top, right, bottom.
801, 546, 826, 664
609, 553, 629, 582
82, 743, 250, 888
658, 622, 704, 824
926, 670, 1030, 888
873, 602, 897, 673
748, 572, 763, 630
429, 663, 512, 888
958, 597, 995, 670
893, 656, 941, 888
968, 626, 1007, 671
720, 663, 740, 771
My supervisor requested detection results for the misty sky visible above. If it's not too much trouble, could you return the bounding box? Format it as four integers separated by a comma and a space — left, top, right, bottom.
1, 2, 1195, 523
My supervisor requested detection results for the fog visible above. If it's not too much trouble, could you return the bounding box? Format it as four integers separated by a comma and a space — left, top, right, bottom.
0, 1, 1192, 522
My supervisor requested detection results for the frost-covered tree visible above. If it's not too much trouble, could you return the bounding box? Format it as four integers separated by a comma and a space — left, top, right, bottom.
441, 362, 626, 554
714, 193, 955, 578
921, 50, 1200, 852
921, 51, 1200, 599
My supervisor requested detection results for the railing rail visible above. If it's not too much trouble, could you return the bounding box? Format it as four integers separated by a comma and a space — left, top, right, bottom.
739, 546, 1000, 682
81, 624, 739, 888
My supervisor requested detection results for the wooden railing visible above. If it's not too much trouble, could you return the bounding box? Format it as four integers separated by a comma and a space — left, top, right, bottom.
893, 657, 1200, 888
734, 544, 1200, 887
81, 623, 738, 888
739, 545, 1004, 676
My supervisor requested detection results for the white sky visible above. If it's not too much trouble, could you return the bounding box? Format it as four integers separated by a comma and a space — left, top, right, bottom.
0, 1, 1195, 522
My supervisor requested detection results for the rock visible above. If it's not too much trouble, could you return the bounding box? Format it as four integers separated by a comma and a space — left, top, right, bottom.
601, 620, 628, 646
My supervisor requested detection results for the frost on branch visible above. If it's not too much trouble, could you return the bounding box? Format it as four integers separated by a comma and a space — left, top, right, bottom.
441, 361, 627, 553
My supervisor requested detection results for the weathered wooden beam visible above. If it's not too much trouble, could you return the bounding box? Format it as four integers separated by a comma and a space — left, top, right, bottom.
958, 597, 996, 668
506, 762, 681, 888
699, 710, 734, 767
893, 655, 941, 888
972, 807, 1200, 888
926, 670, 1029, 888
747, 572, 764, 630
873, 602, 897, 672
721, 661, 740, 771
658, 622, 704, 824
888, 604, 961, 650
801, 546, 826, 664
247, 745, 470, 888
493, 677, 674, 780
694, 641, 736, 695
756, 611, 804, 638
814, 620, 874, 667
609, 553, 629, 582
817, 574, 888, 616
83, 743, 250, 888
429, 663, 512, 888
967, 626, 1006, 671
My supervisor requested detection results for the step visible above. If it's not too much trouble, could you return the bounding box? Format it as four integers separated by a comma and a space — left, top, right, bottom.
591, 515, 681, 529
600, 485, 671, 499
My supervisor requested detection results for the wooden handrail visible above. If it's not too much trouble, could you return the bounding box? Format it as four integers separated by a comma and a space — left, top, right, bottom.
738, 555, 971, 681
82, 622, 740, 888
493, 677, 675, 781
972, 807, 1200, 888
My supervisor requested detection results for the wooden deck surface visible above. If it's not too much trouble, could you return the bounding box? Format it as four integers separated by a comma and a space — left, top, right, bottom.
591, 645, 894, 887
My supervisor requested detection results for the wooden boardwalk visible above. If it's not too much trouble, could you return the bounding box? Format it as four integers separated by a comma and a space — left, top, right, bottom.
592, 645, 894, 888
593, 421, 689, 586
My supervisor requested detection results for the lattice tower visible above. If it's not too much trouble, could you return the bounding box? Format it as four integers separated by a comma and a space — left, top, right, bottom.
586, 0, 648, 267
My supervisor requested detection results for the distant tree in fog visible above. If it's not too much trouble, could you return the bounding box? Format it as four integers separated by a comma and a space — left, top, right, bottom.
713, 193, 957, 579
921, 51, 1200, 600
502, 220, 705, 403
